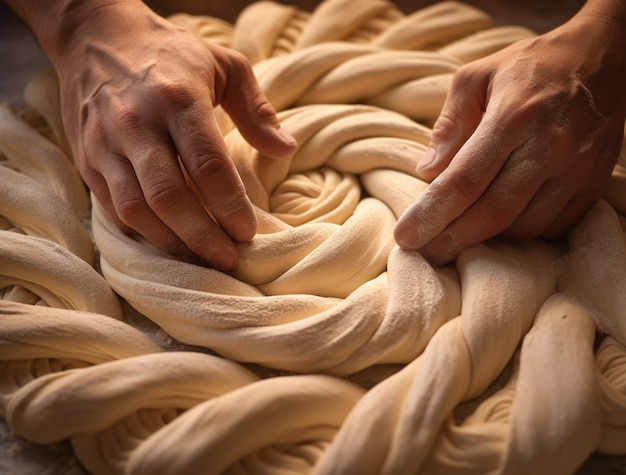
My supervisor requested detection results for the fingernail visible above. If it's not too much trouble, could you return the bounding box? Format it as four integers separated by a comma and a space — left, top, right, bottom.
276, 126, 297, 147
210, 249, 238, 271
394, 223, 420, 249
416, 147, 436, 172
231, 220, 256, 243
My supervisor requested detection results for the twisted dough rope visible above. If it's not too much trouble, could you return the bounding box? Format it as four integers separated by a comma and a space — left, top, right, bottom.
169, 0, 536, 132
170, 0, 534, 63
311, 205, 626, 474
0, 102, 89, 221
0, 92, 117, 314
1, 303, 364, 475
93, 103, 461, 374
1, 0, 626, 474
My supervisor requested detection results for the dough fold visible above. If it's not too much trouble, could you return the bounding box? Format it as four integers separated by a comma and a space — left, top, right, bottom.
1, 1, 626, 474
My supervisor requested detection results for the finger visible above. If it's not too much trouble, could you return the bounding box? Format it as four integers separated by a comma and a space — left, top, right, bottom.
169, 102, 257, 248
394, 117, 516, 252
96, 150, 202, 260
419, 149, 595, 265
417, 65, 489, 181
418, 153, 548, 265
81, 166, 135, 234
503, 178, 577, 240
75, 99, 215, 264
419, 181, 568, 266
122, 133, 241, 271
541, 190, 601, 240
512, 145, 611, 240
216, 50, 297, 158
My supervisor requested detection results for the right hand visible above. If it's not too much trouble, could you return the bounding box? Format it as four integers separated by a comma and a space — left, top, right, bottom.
394, 0, 626, 265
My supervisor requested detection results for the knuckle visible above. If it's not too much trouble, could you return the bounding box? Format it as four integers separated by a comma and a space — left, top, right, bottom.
115, 194, 145, 224
475, 200, 516, 233
111, 104, 143, 134
220, 50, 257, 90
444, 172, 482, 206
451, 64, 475, 86
141, 65, 199, 109
186, 152, 230, 179
144, 180, 181, 214
251, 96, 278, 122
431, 110, 457, 140
489, 96, 540, 135
225, 49, 253, 73
156, 79, 196, 109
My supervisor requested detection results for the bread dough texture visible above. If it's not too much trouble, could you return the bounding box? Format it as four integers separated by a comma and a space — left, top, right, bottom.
1, 1, 626, 474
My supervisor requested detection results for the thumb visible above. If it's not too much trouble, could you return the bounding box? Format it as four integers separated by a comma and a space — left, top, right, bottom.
418, 66, 488, 180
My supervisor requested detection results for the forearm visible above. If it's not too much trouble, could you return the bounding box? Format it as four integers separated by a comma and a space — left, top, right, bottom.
578, 0, 626, 25
4, 0, 150, 66
545, 0, 626, 120
571, 0, 626, 60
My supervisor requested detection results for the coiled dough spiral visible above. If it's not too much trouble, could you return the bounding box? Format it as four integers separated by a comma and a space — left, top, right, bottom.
2, 1, 626, 474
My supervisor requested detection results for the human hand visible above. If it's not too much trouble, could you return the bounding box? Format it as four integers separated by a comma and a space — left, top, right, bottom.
394, 0, 626, 266
43, 1, 296, 270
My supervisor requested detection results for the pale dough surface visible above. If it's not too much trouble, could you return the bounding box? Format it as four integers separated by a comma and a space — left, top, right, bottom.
1, 1, 626, 474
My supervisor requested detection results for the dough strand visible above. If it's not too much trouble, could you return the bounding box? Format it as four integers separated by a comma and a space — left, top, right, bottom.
2, 0, 626, 473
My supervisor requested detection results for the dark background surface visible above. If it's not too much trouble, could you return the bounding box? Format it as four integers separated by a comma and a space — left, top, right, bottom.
2, 0, 626, 473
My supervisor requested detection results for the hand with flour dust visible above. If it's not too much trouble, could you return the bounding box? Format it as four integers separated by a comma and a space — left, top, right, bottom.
6, 0, 297, 271
394, 0, 626, 266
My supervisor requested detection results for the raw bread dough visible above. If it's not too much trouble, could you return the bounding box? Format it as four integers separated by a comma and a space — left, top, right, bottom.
1, 1, 626, 474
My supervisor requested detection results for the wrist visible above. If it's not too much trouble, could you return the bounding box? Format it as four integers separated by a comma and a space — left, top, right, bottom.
5, 0, 150, 66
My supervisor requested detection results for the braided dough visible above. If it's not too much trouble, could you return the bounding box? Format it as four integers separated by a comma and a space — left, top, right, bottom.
1, 1, 626, 474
